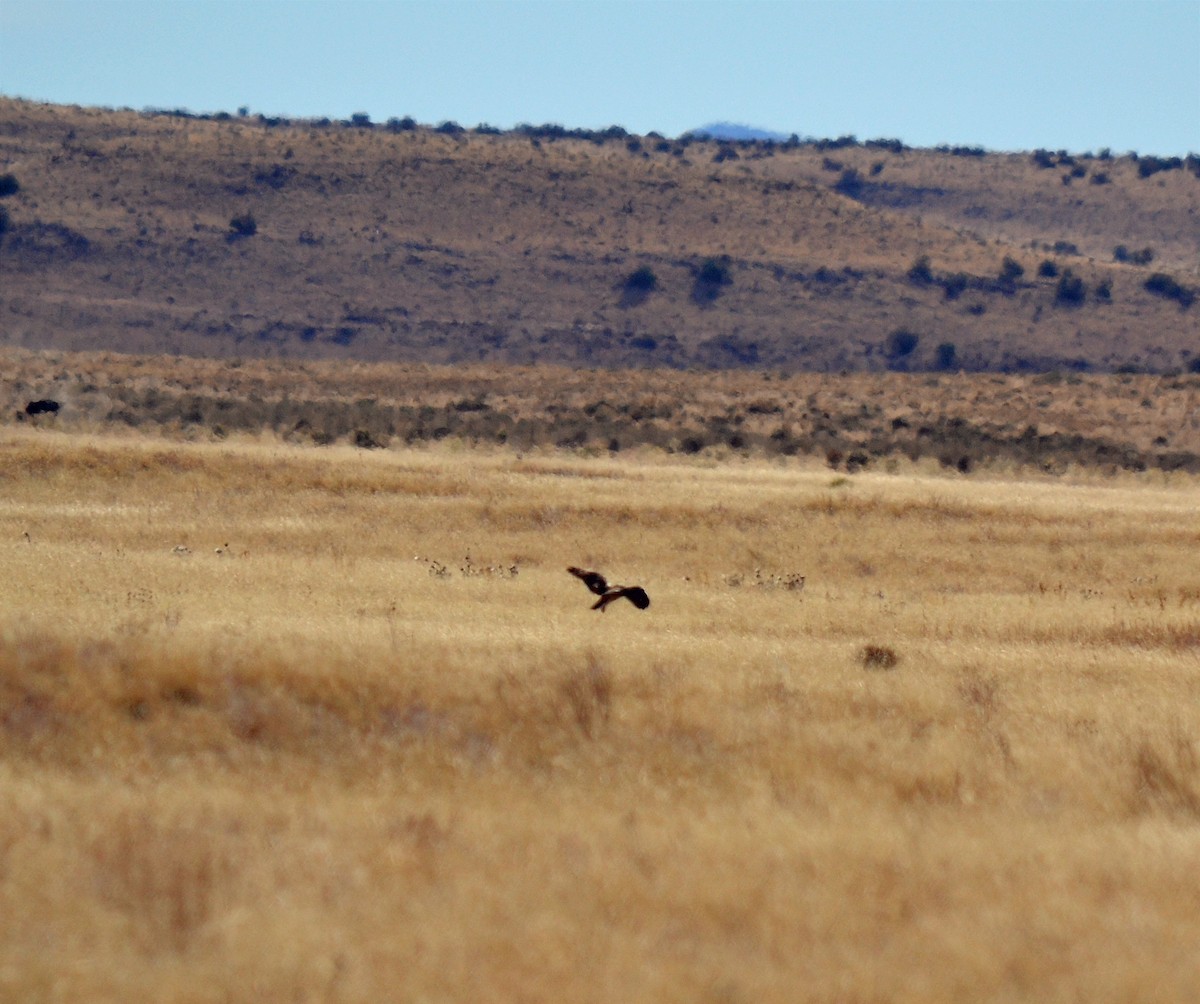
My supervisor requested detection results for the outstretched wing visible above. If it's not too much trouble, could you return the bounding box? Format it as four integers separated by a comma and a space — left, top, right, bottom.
592, 585, 650, 612
621, 586, 650, 610
568, 566, 609, 596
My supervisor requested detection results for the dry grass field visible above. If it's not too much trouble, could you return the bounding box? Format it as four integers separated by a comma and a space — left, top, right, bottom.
2, 423, 1198, 1002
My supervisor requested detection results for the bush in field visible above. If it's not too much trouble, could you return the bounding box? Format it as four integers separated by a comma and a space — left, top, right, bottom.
228, 213, 257, 240
692, 257, 732, 304
1054, 270, 1086, 307
936, 342, 958, 370
624, 266, 658, 293
1144, 273, 1195, 308
620, 265, 658, 307
907, 255, 934, 285
999, 256, 1025, 284
833, 168, 864, 198
941, 272, 969, 300
0, 174, 19, 197
885, 329, 919, 368
1114, 245, 1154, 266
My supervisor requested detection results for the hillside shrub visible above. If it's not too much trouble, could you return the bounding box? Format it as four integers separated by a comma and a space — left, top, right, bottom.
1114, 245, 1154, 265
0, 174, 19, 197
907, 255, 934, 285
228, 213, 257, 239
834, 168, 864, 198
349, 112, 372, 128
624, 266, 658, 293
1037, 260, 1059, 278
1055, 270, 1087, 307
999, 256, 1025, 284
386, 116, 417, 132
936, 342, 958, 370
941, 272, 969, 300
885, 329, 919, 365
1138, 156, 1182, 179
0, 206, 9, 236
692, 257, 732, 303
1144, 273, 1195, 308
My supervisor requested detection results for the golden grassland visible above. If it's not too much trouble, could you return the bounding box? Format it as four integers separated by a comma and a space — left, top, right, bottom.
1, 424, 1198, 1002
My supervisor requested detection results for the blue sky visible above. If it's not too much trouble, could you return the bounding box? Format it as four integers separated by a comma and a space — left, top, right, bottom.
2, 0, 1197, 154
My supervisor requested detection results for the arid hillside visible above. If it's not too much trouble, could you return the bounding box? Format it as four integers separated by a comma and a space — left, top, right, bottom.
1, 98, 1197, 372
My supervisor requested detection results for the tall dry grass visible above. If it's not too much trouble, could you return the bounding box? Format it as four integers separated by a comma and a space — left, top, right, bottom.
1, 427, 1198, 1002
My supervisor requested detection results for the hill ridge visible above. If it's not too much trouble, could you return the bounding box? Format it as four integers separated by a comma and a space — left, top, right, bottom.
1, 98, 1197, 373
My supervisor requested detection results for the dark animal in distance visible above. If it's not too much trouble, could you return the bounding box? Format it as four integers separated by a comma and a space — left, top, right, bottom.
567, 566, 651, 612
24, 399, 61, 416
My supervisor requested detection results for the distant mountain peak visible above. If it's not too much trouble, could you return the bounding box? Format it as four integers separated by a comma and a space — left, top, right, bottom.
688, 122, 791, 142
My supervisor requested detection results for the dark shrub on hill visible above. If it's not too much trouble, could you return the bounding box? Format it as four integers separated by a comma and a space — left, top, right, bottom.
1137, 156, 1182, 179
941, 273, 969, 300
228, 213, 257, 239
885, 329, 919, 367
0, 174, 19, 197
834, 168, 864, 198
1145, 273, 1195, 308
692, 257, 732, 304
936, 342, 958, 370
386, 116, 417, 132
907, 255, 934, 285
1038, 260, 1059, 278
1114, 245, 1154, 265
1055, 270, 1087, 307
624, 266, 658, 292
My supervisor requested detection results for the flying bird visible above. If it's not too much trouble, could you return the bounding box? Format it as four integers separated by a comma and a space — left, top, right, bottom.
567, 566, 650, 612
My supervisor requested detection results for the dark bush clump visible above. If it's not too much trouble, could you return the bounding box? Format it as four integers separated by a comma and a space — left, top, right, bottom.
1055, 270, 1087, 307
936, 342, 958, 370
0, 174, 19, 197
228, 213, 257, 239
941, 273, 969, 300
834, 168, 864, 198
885, 329, 919, 366
1114, 245, 1154, 266
692, 257, 732, 303
624, 266, 658, 293
1144, 273, 1195, 308
1037, 260, 1059, 278
999, 256, 1025, 284
907, 255, 934, 285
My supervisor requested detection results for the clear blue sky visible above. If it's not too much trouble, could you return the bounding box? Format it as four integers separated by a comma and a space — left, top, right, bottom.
2, 0, 1197, 154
